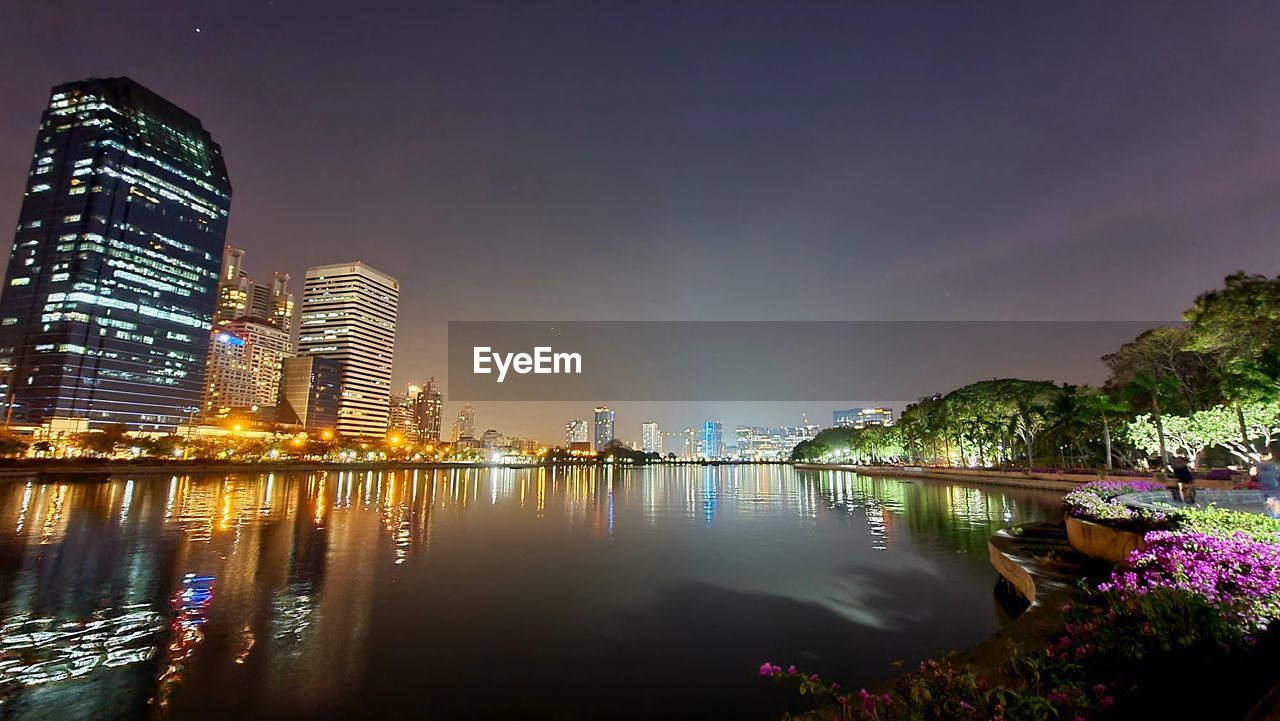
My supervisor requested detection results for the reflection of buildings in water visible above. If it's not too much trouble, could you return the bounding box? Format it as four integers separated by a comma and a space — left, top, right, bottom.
0, 605, 165, 688
0, 465, 1046, 717
154, 574, 215, 710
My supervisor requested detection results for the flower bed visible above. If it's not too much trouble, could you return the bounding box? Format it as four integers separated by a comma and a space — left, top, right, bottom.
1062, 480, 1168, 526
764, 504, 1280, 720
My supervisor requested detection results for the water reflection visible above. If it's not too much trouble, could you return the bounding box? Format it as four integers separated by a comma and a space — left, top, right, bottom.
0, 466, 1059, 721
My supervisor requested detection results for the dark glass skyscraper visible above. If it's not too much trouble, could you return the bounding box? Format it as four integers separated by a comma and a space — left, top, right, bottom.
0, 77, 230, 430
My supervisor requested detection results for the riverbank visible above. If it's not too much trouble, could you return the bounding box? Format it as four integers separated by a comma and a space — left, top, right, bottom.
0, 459, 543, 479
0, 458, 791, 480
794, 462, 1242, 494
793, 462, 1084, 492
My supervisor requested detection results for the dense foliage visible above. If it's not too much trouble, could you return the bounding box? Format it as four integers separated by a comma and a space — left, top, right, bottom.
794, 273, 1280, 471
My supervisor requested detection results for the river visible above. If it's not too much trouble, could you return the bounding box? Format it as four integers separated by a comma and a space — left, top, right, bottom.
0, 464, 1062, 720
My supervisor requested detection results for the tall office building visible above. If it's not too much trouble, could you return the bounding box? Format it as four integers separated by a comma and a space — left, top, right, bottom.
202, 328, 254, 417
701, 421, 724, 458
297, 262, 398, 437
593, 406, 615, 450
388, 389, 418, 439
217, 246, 251, 321
249, 272, 294, 335
215, 247, 294, 335
417, 376, 443, 443
221, 318, 289, 410
565, 418, 589, 446
451, 403, 476, 442
275, 355, 342, 431
641, 421, 662, 454
0, 77, 230, 429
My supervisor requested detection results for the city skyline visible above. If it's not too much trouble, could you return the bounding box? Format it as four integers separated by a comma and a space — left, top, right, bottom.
5, 2, 1280, 442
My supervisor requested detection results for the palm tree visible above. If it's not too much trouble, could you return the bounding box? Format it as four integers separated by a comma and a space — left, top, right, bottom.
1081, 389, 1128, 471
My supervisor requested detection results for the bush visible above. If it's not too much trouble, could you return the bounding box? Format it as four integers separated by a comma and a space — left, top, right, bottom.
1062, 480, 1168, 525
1169, 506, 1280, 543
765, 525, 1280, 720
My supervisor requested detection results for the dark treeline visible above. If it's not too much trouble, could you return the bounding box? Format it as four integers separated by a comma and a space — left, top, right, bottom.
793, 272, 1280, 471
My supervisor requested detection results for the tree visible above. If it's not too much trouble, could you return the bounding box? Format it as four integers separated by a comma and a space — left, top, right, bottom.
1183, 272, 1280, 443
1080, 388, 1128, 470
1046, 384, 1088, 467
1104, 326, 1217, 413
0, 429, 27, 458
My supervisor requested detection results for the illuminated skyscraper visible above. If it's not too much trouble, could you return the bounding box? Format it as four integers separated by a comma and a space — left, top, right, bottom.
298, 261, 398, 437
641, 421, 662, 454
700, 421, 724, 458
0, 78, 230, 429
451, 403, 476, 442
202, 318, 289, 419
388, 389, 418, 439
202, 328, 253, 418
593, 406, 615, 450
275, 355, 341, 431
215, 247, 294, 334
565, 418, 589, 446
418, 377, 444, 443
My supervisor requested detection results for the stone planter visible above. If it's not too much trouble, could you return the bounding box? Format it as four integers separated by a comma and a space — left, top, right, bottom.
1065, 515, 1145, 564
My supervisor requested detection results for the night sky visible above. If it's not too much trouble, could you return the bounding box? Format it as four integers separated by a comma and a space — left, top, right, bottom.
3, 1, 1280, 442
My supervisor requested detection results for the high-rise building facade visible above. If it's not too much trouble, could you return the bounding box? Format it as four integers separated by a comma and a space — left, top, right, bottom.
220, 318, 289, 411
641, 421, 662, 454
275, 355, 341, 431
593, 406, 615, 450
0, 77, 230, 429
217, 246, 251, 321
215, 247, 294, 335
451, 403, 476, 442
297, 262, 398, 437
565, 418, 589, 446
202, 328, 253, 418
388, 386, 419, 440
417, 377, 443, 443
700, 420, 724, 458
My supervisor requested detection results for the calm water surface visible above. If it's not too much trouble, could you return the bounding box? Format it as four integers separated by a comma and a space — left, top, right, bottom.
0, 465, 1061, 720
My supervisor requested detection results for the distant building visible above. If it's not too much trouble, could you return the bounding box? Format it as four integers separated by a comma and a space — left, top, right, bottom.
833, 407, 894, 429
682, 427, 699, 459
0, 77, 230, 430
220, 318, 290, 411
700, 421, 724, 458
215, 248, 294, 335
298, 261, 398, 437
481, 429, 501, 448
452, 403, 476, 442
641, 422, 662, 454
388, 388, 418, 439
593, 406, 615, 450
735, 426, 816, 459
275, 355, 342, 431
203, 329, 254, 419
417, 377, 444, 443
566, 418, 589, 446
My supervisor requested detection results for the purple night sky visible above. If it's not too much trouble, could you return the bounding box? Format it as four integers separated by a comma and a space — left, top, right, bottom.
3, 1, 1280, 442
